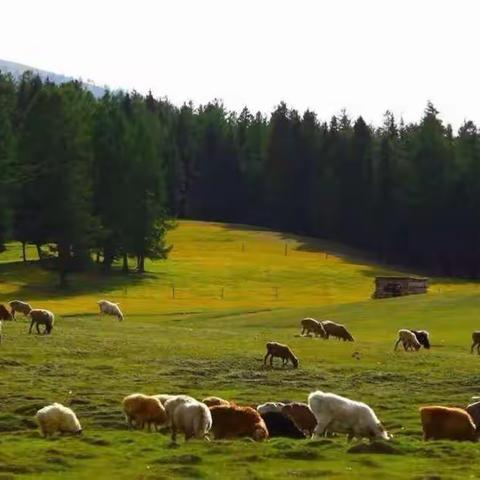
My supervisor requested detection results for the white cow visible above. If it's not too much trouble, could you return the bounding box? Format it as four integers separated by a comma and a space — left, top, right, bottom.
308, 391, 390, 441
97, 300, 123, 321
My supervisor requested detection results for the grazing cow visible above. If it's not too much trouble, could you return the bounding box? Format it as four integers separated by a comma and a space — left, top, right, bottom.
0, 304, 13, 321
260, 411, 306, 438
28, 309, 54, 335
282, 402, 317, 436
171, 400, 212, 442
420, 406, 478, 441
8, 300, 32, 320
301, 318, 327, 338
264, 342, 298, 368
122, 394, 167, 431
209, 405, 269, 441
471, 331, 480, 354
36, 403, 82, 437
308, 391, 390, 441
394, 329, 421, 351
321, 320, 354, 341
466, 401, 480, 429
410, 329, 431, 349
97, 300, 123, 321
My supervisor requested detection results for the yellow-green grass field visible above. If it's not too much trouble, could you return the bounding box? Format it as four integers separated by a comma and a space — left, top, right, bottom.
1, 221, 480, 479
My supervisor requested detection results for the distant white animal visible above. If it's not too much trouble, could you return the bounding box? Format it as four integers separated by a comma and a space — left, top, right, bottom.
35, 403, 82, 437
164, 395, 198, 427
394, 329, 421, 351
97, 300, 123, 321
171, 399, 212, 442
257, 402, 286, 415
308, 391, 390, 441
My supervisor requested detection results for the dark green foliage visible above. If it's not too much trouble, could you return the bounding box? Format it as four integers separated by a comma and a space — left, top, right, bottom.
2, 70, 480, 277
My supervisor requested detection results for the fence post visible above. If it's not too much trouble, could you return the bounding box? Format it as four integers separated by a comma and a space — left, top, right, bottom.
171, 284, 175, 299
220, 287, 224, 299
284, 243, 288, 256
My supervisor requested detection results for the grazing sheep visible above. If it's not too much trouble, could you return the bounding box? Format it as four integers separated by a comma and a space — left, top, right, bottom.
36, 403, 82, 437
466, 401, 480, 429
260, 411, 306, 438
97, 300, 123, 321
257, 402, 286, 415
122, 394, 167, 431
420, 406, 479, 441
471, 331, 480, 354
0, 304, 13, 321
281, 402, 317, 436
321, 320, 354, 342
202, 396, 230, 408
164, 395, 198, 427
301, 318, 326, 338
394, 329, 421, 351
8, 300, 32, 320
264, 342, 298, 368
28, 309, 54, 335
410, 329, 431, 349
308, 391, 390, 441
154, 394, 176, 406
171, 400, 212, 442
209, 405, 269, 441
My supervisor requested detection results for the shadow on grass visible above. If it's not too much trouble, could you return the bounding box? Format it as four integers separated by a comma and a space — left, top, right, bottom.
220, 222, 458, 283
0, 260, 156, 301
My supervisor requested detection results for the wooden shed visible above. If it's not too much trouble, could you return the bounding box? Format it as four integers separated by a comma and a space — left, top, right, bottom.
372, 276, 428, 299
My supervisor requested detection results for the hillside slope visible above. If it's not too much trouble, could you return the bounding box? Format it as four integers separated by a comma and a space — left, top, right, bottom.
0, 58, 106, 97
0, 220, 473, 315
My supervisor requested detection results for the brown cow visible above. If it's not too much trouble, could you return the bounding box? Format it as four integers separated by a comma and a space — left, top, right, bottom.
420, 406, 479, 441
209, 405, 268, 441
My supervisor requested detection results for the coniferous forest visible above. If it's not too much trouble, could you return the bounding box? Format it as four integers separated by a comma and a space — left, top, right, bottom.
1, 71, 480, 282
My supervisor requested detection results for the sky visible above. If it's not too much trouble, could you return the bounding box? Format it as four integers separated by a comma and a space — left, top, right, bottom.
1, 0, 479, 129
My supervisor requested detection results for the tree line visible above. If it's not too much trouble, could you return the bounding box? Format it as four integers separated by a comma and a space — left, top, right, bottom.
1, 71, 480, 281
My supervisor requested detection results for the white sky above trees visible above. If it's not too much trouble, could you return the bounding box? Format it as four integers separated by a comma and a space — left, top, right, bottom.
2, 0, 479, 130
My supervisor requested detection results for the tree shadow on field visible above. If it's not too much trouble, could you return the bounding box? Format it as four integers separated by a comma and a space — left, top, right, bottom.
221, 223, 423, 280
223, 223, 398, 277
0, 260, 156, 302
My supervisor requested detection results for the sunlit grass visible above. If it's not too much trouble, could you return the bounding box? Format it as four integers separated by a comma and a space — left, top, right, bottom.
1, 221, 480, 479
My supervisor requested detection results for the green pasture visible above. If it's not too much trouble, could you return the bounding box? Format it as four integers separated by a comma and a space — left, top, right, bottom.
1, 221, 480, 479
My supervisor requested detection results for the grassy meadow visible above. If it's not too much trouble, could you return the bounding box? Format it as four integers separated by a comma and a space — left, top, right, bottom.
1, 221, 480, 479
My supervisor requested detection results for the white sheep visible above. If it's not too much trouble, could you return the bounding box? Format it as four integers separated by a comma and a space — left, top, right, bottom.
256, 402, 286, 415
97, 300, 123, 321
171, 400, 212, 442
394, 329, 421, 351
35, 403, 82, 437
164, 395, 197, 427
308, 391, 390, 441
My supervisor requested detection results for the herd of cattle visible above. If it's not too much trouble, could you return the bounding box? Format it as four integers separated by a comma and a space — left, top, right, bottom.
3, 301, 480, 443
33, 391, 480, 443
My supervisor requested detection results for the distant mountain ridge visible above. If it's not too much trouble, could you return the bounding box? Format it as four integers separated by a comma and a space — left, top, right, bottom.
0, 59, 107, 98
